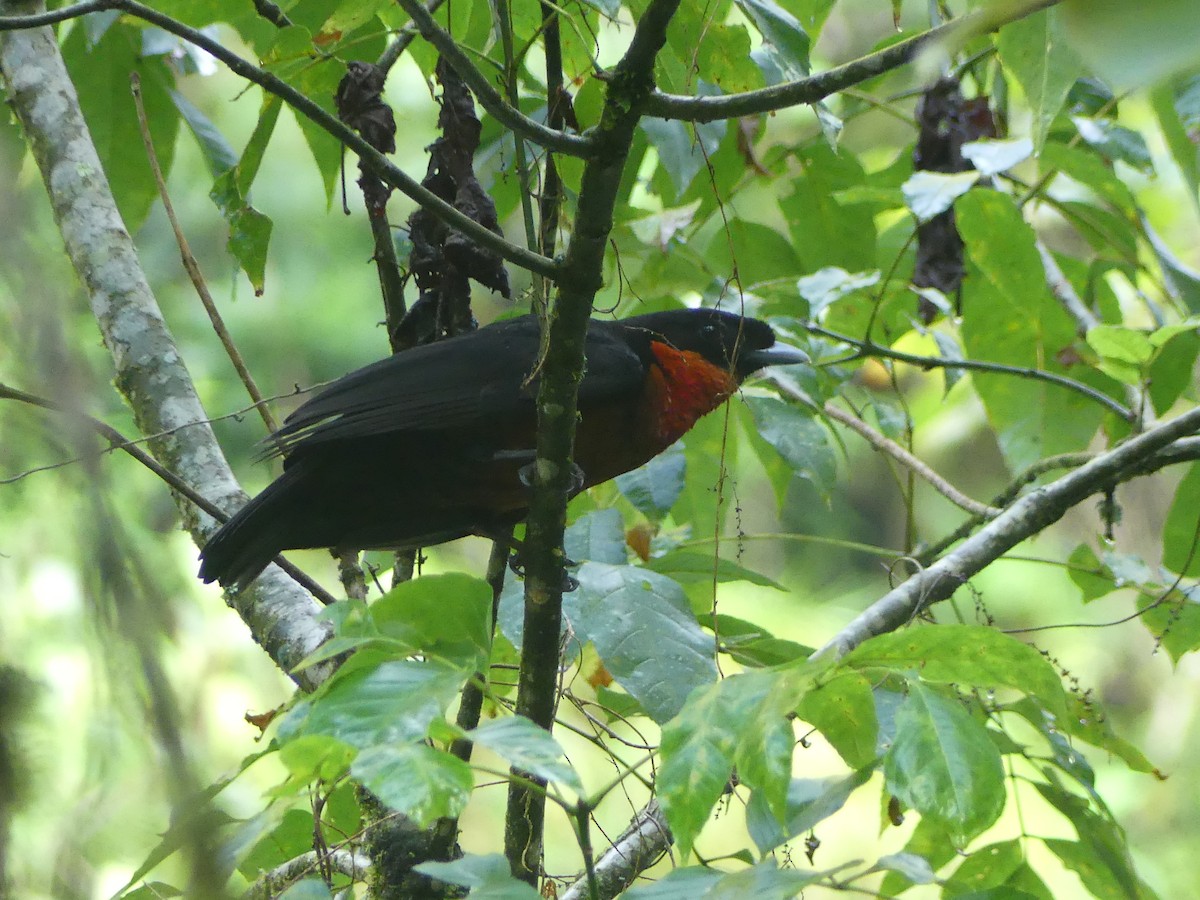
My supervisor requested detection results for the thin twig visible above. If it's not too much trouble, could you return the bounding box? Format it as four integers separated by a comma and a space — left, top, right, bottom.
817, 398, 1000, 518
0, 382, 338, 606
395, 0, 593, 158
131, 72, 279, 435
376, 0, 446, 73
805, 323, 1135, 422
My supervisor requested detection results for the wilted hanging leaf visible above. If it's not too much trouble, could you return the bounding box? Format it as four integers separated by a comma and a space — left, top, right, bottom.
401, 58, 510, 348
911, 77, 997, 323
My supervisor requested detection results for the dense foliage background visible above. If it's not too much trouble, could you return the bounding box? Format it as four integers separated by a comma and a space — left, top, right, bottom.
2, 0, 1200, 897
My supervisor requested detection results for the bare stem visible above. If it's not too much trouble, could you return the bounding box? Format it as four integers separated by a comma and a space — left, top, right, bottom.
131, 72, 279, 435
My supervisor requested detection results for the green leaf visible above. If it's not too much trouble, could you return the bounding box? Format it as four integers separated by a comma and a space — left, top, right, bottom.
703, 219, 804, 287
1036, 778, 1145, 898
659, 668, 813, 856
1040, 141, 1138, 212
118, 884, 183, 900
263, 27, 345, 204
467, 717, 584, 796
1162, 463, 1200, 577
744, 396, 836, 502
169, 90, 237, 177
1137, 588, 1200, 663
901, 171, 980, 221
1151, 75, 1200, 208
960, 138, 1034, 176
281, 658, 467, 749
623, 866, 723, 898
210, 95, 281, 294
415, 854, 542, 899
744, 767, 874, 854
943, 840, 1026, 896
796, 266, 881, 317
277, 734, 356, 784
1071, 118, 1154, 174
957, 189, 1100, 470
883, 683, 1006, 846
869, 852, 936, 885
1086, 325, 1154, 366
933, 330, 966, 394
370, 573, 493, 672
278, 880, 333, 900
709, 614, 814, 668
1068, 543, 1116, 603
879, 817, 958, 896
781, 144, 877, 273
705, 859, 820, 898
642, 116, 723, 199
352, 743, 472, 828
796, 672, 878, 768
62, 23, 180, 232
1062, 0, 1200, 90
235, 808, 314, 880
565, 508, 628, 565
569, 562, 717, 723
226, 206, 273, 295
616, 443, 687, 521
736, 0, 812, 80
644, 550, 785, 590
1144, 220, 1200, 314
841, 625, 1068, 719
996, 9, 1083, 149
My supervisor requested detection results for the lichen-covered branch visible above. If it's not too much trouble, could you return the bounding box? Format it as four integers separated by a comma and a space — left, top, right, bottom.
817, 405, 1200, 658
0, 0, 333, 689
560, 801, 672, 900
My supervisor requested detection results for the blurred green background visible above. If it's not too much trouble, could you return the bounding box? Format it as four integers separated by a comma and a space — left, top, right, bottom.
1, 0, 1198, 897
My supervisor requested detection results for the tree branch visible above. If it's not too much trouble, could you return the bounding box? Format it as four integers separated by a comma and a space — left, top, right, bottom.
0, 0, 561, 281
560, 801, 671, 900
376, 0, 445, 74
395, 0, 594, 159
816, 405, 1200, 658
819, 399, 1000, 519
636, 0, 1063, 122
505, 0, 682, 885
0, 0, 334, 688
806, 323, 1135, 422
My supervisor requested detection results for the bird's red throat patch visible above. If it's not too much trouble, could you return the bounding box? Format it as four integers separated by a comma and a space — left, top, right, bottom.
646, 341, 739, 444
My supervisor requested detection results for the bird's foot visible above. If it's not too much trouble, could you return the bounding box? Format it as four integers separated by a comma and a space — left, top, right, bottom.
517, 460, 586, 498
507, 545, 579, 592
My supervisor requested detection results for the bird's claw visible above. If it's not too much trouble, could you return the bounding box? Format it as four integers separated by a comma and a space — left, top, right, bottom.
507, 548, 579, 592
518, 460, 587, 498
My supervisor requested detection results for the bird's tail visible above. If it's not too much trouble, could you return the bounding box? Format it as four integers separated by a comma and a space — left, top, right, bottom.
198, 466, 308, 590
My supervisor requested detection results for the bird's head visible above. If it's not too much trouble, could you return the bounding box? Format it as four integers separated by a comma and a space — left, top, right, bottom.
631, 308, 809, 381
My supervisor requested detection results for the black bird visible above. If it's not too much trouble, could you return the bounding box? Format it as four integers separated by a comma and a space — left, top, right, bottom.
198, 308, 806, 589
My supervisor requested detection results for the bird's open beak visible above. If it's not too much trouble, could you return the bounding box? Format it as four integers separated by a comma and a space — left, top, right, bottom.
741, 342, 810, 372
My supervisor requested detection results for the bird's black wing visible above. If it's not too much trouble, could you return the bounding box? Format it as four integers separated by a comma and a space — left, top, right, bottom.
266, 317, 649, 456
